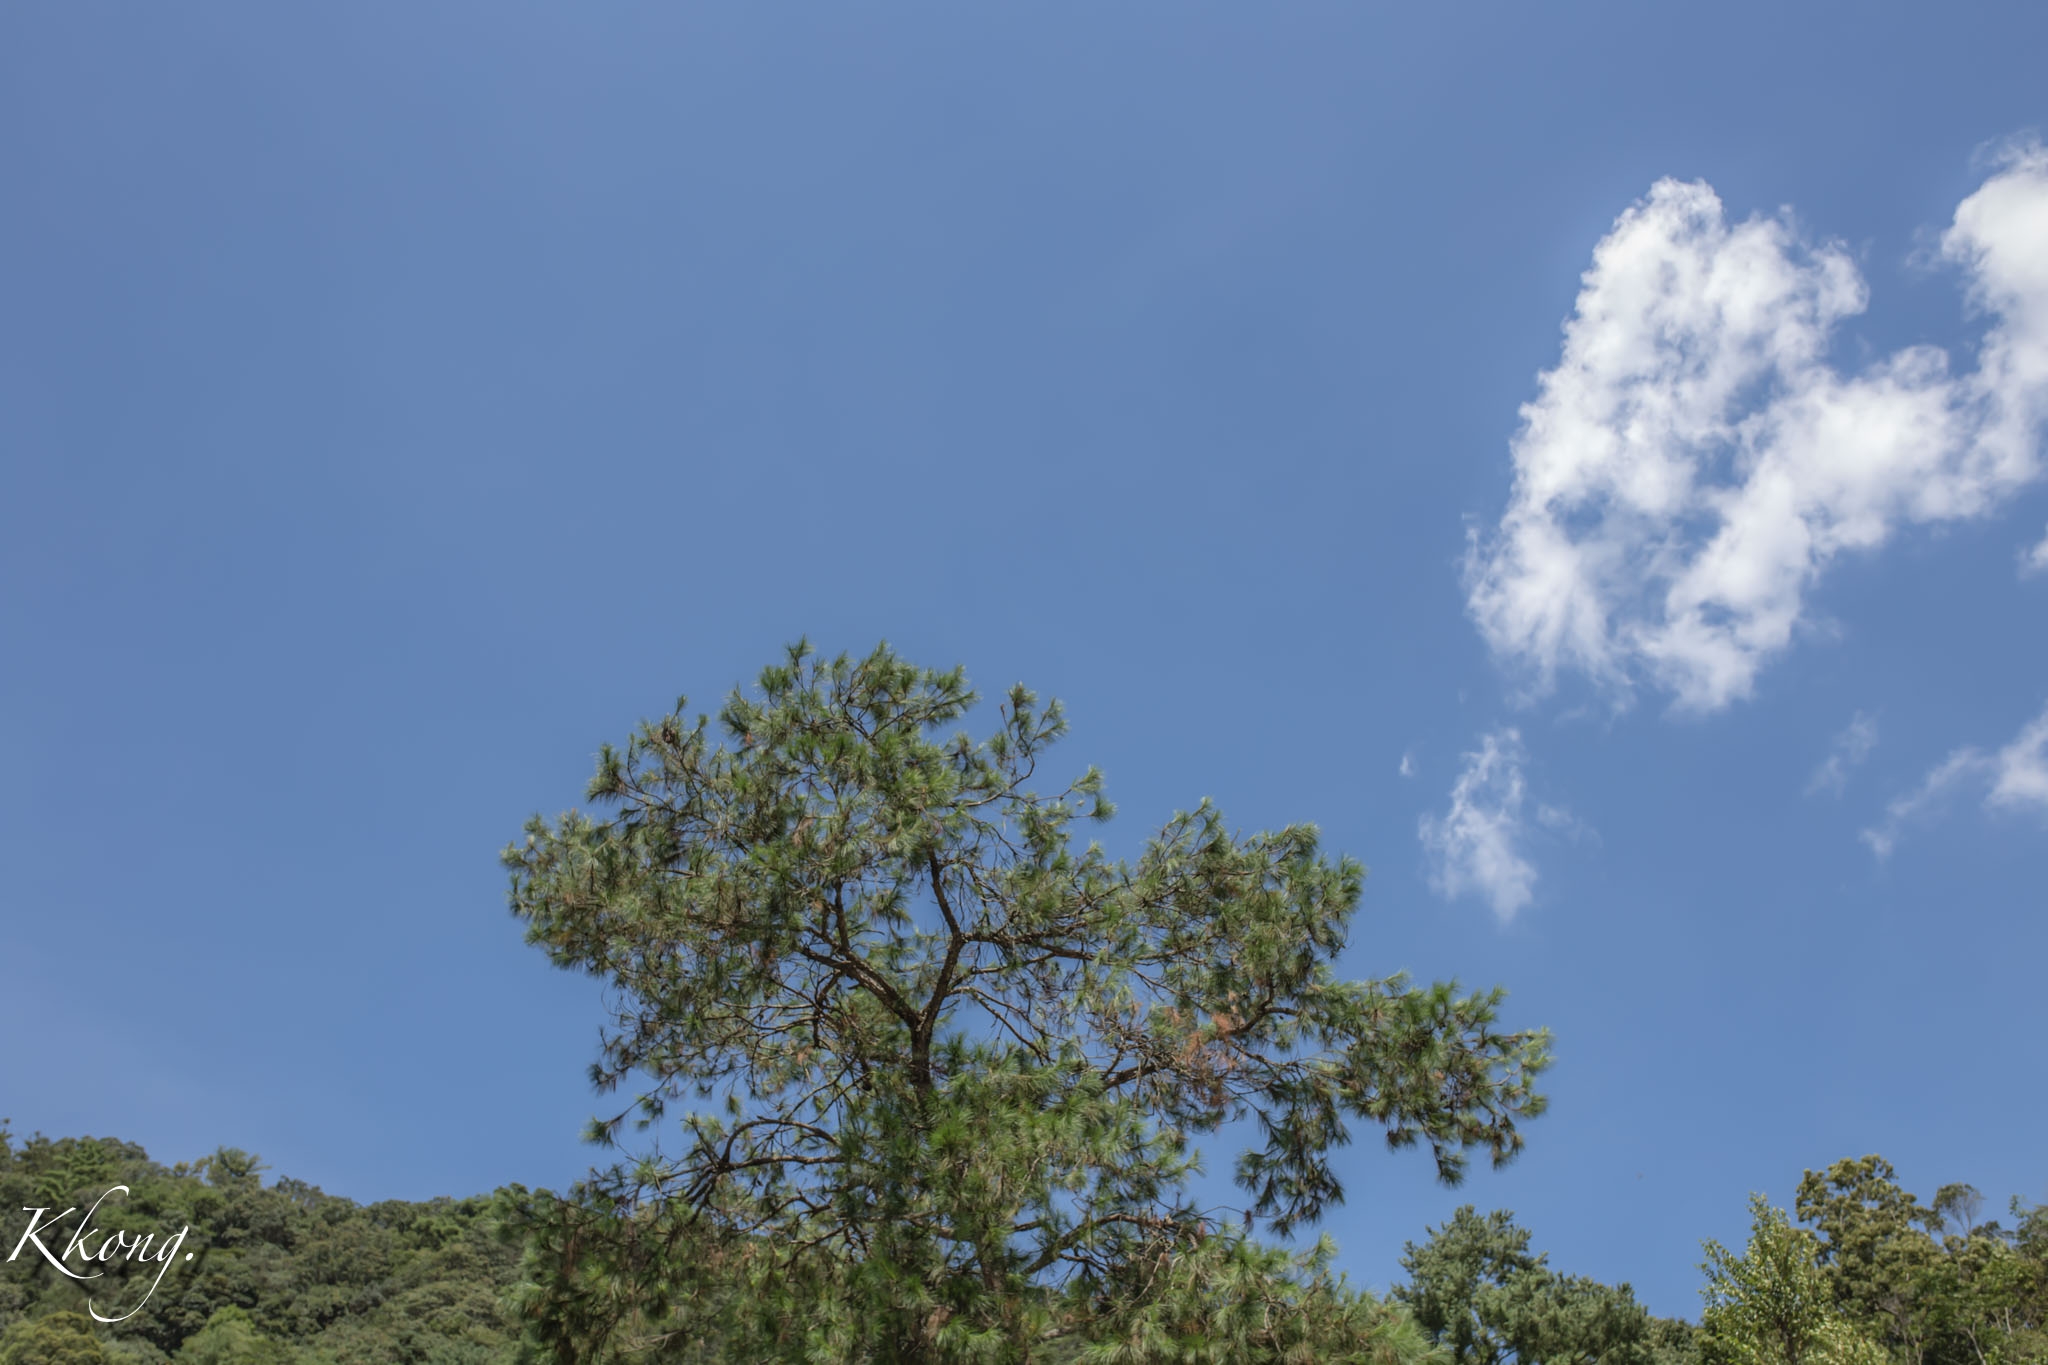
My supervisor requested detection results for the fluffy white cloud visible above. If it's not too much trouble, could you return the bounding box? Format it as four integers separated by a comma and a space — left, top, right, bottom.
1861, 700, 2048, 857
1468, 145, 2048, 711
1420, 729, 1537, 919
1806, 710, 1879, 797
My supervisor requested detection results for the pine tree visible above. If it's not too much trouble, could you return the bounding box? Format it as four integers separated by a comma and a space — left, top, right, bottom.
1395, 1205, 1684, 1365
503, 642, 1552, 1362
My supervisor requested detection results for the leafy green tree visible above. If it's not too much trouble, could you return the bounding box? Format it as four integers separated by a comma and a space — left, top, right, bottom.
33, 1137, 119, 1210
172, 1308, 290, 1365
199, 1150, 269, 1192
1796, 1157, 1941, 1362
1650, 1316, 1707, 1365
1991, 1199, 2048, 1363
503, 643, 1552, 1362
1700, 1196, 1885, 1365
1794, 1157, 2048, 1365
0, 1312, 110, 1365
1917, 1231, 2040, 1365
1396, 1206, 1676, 1365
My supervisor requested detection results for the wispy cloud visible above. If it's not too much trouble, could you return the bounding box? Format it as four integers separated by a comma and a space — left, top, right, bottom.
2024, 525, 2048, 576
1535, 801, 1598, 845
1806, 711, 1879, 797
1420, 728, 1537, 920
1399, 750, 1417, 778
1861, 750, 1983, 860
1466, 144, 2048, 712
1862, 700, 2048, 857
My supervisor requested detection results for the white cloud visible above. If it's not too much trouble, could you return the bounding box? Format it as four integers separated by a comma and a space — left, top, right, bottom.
2023, 524, 2048, 576
1806, 710, 1879, 797
1467, 144, 2048, 712
1988, 704, 2048, 811
1535, 801, 1599, 845
1861, 699, 2048, 857
1420, 728, 1537, 919
1399, 750, 1417, 778
1861, 749, 1982, 859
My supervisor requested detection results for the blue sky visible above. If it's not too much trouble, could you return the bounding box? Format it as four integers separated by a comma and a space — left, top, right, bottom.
4, 3, 2045, 1319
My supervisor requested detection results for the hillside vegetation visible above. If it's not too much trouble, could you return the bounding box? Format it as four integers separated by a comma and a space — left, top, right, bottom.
0, 1128, 520, 1364
3, 1125, 2040, 1364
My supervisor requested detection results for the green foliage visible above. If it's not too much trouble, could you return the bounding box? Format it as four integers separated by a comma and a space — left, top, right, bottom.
1397, 1207, 1542, 1365
0, 1311, 111, 1365
1794, 1157, 2048, 1365
1060, 1232, 1437, 1364
200, 1152, 270, 1192
504, 643, 1552, 1361
33, 1137, 119, 1212
0, 1136, 2036, 1365
0, 1133, 523, 1363
1396, 1206, 1689, 1365
1700, 1196, 1886, 1365
172, 1307, 291, 1364
1796, 1157, 1939, 1355
1651, 1316, 1708, 1365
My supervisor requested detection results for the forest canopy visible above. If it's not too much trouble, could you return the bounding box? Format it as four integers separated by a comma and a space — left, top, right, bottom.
0, 1127, 521, 1364
3, 1126, 2037, 1365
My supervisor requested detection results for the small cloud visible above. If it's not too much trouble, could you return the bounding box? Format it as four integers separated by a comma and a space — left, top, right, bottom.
1420, 729, 1537, 920
2023, 525, 2048, 576
1861, 749, 1985, 859
1806, 711, 1880, 797
1862, 700, 2048, 857
1399, 751, 1417, 778
1535, 801, 1599, 845
1988, 704, 2048, 811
